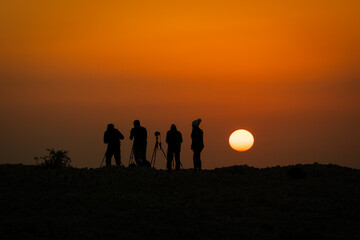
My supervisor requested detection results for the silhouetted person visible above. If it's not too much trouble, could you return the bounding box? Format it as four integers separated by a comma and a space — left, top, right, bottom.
191, 119, 204, 171
104, 123, 124, 166
130, 120, 147, 166
166, 124, 183, 171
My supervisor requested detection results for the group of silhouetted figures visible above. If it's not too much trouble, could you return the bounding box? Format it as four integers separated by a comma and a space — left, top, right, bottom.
103, 119, 204, 171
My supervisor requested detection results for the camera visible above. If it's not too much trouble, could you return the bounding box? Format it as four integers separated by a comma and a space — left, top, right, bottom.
155, 131, 160, 136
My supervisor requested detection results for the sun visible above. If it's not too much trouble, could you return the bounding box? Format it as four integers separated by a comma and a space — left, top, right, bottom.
229, 129, 254, 152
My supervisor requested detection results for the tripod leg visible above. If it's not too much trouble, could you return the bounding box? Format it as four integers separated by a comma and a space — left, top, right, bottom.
100, 154, 106, 168
173, 151, 182, 170
151, 144, 158, 167
128, 148, 134, 166
159, 146, 167, 159
152, 150, 157, 168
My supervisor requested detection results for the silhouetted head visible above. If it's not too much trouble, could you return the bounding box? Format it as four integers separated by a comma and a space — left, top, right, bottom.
133, 120, 140, 128
170, 124, 177, 131
107, 124, 114, 130
192, 119, 202, 128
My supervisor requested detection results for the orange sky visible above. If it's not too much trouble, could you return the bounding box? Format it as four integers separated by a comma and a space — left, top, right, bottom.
1, 0, 359, 169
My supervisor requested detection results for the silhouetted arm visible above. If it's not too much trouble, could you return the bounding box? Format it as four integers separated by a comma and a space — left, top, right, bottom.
118, 131, 124, 140
104, 131, 108, 144
179, 132, 183, 144
130, 129, 134, 140
200, 130, 204, 149
166, 131, 169, 144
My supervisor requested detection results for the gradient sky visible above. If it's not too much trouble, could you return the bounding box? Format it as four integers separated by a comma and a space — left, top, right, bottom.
1, 0, 359, 169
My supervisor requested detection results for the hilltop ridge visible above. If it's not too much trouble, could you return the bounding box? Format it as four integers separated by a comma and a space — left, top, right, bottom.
0, 163, 359, 239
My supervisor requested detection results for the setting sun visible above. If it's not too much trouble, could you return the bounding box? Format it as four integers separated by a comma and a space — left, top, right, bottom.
229, 129, 254, 152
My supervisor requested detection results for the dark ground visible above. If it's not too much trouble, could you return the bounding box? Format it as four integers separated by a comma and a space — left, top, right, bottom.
0, 163, 359, 240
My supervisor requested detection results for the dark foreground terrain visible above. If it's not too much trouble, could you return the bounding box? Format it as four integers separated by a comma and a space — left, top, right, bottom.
0, 164, 359, 240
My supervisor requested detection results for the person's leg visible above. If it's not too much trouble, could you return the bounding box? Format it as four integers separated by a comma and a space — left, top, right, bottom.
198, 151, 202, 170
140, 146, 147, 164
114, 147, 121, 166
105, 148, 113, 166
193, 150, 201, 171
175, 151, 180, 171
133, 148, 142, 166
193, 151, 197, 170
167, 149, 173, 172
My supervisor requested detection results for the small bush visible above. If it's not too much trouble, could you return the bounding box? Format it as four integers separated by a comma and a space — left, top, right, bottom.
35, 148, 71, 168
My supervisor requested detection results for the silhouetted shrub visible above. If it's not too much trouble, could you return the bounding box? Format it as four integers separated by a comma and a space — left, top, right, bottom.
34, 148, 71, 169
287, 167, 307, 179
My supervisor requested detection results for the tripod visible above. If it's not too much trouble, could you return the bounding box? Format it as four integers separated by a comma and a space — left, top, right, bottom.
150, 134, 167, 168
128, 146, 136, 167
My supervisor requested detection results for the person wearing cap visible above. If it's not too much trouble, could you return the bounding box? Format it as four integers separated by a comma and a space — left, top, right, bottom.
166, 124, 183, 171
104, 123, 125, 166
191, 119, 204, 171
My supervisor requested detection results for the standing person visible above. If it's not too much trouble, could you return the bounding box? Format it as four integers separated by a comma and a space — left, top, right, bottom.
129, 120, 147, 166
191, 119, 204, 171
104, 123, 124, 166
166, 124, 183, 171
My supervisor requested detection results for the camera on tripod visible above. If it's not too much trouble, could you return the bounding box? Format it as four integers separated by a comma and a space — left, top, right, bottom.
151, 131, 166, 168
